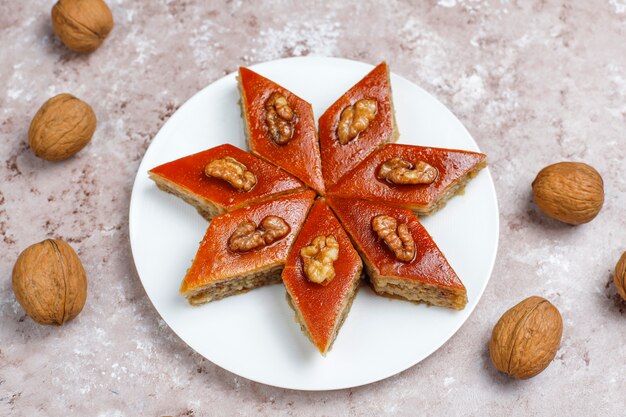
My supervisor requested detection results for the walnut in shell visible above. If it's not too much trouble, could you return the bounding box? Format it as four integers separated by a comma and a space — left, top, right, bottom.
489, 296, 563, 379
532, 162, 604, 225
12, 239, 87, 325
615, 251, 626, 301
29, 94, 97, 161
52, 0, 114, 53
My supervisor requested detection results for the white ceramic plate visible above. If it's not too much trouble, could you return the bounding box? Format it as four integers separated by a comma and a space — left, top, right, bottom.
129, 57, 499, 391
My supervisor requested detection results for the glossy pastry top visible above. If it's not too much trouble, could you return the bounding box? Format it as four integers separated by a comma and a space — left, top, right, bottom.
180, 190, 316, 295
282, 198, 362, 353
328, 196, 465, 290
318, 62, 395, 188
239, 67, 325, 194
149, 144, 305, 210
327, 144, 486, 208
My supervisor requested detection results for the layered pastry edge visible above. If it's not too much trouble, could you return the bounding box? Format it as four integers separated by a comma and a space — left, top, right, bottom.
353, 241, 468, 311
414, 158, 488, 216
186, 263, 284, 305
148, 171, 226, 221
285, 271, 362, 355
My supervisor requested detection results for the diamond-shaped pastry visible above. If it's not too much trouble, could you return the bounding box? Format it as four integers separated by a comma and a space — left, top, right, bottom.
282, 198, 363, 355
329, 196, 467, 310
180, 190, 316, 305
318, 62, 398, 188
328, 144, 487, 216
238, 67, 325, 194
149, 144, 305, 220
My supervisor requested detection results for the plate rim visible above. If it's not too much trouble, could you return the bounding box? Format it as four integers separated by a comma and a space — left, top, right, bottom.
128, 56, 500, 391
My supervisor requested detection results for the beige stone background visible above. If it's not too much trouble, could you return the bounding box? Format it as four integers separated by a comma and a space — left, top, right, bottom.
1, 0, 625, 416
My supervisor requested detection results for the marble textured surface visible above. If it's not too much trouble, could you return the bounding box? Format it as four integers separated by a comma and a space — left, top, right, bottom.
1, 0, 625, 415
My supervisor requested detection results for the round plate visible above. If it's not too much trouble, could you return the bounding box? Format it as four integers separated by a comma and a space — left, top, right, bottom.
129, 57, 499, 391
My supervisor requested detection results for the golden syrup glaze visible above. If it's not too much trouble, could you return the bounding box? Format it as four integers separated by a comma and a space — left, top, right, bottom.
239, 67, 325, 193
149, 144, 305, 210
328, 196, 465, 290
327, 144, 486, 210
318, 62, 395, 188
180, 190, 317, 295
282, 198, 362, 353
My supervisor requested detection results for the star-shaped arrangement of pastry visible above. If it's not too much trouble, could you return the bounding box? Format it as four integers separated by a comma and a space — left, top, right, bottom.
149, 62, 487, 355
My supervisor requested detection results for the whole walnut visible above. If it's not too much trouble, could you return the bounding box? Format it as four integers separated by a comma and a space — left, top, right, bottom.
532, 162, 604, 225
29, 94, 96, 161
489, 296, 563, 379
615, 251, 626, 301
52, 0, 114, 53
12, 239, 87, 325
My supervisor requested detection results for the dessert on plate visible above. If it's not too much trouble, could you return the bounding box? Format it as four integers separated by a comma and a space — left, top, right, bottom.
327, 144, 487, 216
281, 198, 363, 355
147, 60, 487, 355
328, 196, 468, 310
180, 190, 316, 305
238, 67, 325, 194
148, 144, 305, 220
318, 62, 398, 188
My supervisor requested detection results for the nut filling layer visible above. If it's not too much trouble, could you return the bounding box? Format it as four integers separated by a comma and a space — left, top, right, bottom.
228, 216, 290, 253
336, 99, 377, 145
378, 157, 438, 185
300, 235, 340, 286
371, 215, 415, 262
265, 92, 296, 145
204, 156, 257, 191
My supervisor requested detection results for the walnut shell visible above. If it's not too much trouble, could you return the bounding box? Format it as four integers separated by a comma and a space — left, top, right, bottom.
12, 239, 87, 325
489, 296, 563, 379
28, 93, 96, 161
52, 0, 114, 53
532, 162, 604, 225
615, 251, 626, 301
